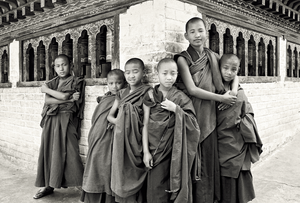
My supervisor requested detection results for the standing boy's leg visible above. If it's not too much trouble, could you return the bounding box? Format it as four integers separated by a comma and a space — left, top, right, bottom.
147, 155, 172, 203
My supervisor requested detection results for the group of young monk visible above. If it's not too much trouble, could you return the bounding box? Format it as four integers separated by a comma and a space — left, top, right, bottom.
32, 17, 263, 203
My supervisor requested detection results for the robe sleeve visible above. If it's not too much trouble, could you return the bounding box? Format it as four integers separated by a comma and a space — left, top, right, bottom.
168, 101, 200, 203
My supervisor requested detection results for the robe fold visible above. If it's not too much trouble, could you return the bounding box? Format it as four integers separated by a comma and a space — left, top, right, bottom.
35, 75, 85, 188
110, 84, 152, 203
143, 85, 200, 203
81, 91, 117, 203
217, 87, 263, 203
175, 45, 223, 203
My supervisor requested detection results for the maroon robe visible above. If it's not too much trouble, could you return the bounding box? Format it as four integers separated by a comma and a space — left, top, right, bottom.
35, 75, 85, 188
143, 85, 200, 203
81, 91, 118, 203
175, 46, 224, 203
110, 84, 152, 203
217, 87, 263, 203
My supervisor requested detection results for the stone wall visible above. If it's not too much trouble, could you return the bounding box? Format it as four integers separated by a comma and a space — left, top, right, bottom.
0, 0, 300, 170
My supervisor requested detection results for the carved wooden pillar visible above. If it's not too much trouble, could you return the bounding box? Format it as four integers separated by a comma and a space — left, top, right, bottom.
57, 37, 64, 54
232, 31, 238, 55
23, 42, 29, 81
264, 38, 268, 76
88, 26, 98, 78
244, 33, 250, 76
291, 47, 295, 78
43, 39, 50, 81
31, 42, 38, 81
272, 39, 276, 76
219, 27, 225, 56
70, 31, 80, 76
254, 35, 260, 77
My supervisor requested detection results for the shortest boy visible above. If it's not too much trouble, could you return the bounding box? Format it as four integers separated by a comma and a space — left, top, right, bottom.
34, 54, 85, 199
142, 58, 200, 203
81, 69, 126, 203
217, 54, 263, 203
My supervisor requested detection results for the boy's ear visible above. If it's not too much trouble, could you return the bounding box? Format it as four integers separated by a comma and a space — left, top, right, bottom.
184, 33, 188, 40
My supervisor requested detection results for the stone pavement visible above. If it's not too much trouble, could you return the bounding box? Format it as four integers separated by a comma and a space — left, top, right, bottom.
251, 133, 300, 203
0, 134, 300, 203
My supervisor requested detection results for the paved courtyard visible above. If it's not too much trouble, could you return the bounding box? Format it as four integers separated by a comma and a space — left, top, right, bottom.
0, 133, 299, 203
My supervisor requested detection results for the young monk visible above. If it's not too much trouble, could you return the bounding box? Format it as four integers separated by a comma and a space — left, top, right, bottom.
34, 54, 85, 199
108, 58, 152, 203
142, 58, 200, 203
81, 69, 126, 203
217, 54, 263, 203
174, 17, 238, 203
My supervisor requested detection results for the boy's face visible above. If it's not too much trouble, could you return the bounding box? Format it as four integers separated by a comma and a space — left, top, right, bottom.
107, 74, 125, 94
185, 20, 207, 48
54, 57, 70, 79
124, 63, 144, 87
220, 57, 239, 82
157, 62, 178, 89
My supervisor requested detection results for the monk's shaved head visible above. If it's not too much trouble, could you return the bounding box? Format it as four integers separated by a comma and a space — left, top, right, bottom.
185, 17, 206, 32
220, 54, 240, 67
125, 58, 145, 70
157, 58, 177, 72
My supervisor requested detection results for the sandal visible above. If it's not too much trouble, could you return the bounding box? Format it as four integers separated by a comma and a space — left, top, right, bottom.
33, 187, 54, 199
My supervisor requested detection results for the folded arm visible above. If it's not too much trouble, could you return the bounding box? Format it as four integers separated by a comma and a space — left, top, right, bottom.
107, 99, 120, 125
177, 56, 236, 105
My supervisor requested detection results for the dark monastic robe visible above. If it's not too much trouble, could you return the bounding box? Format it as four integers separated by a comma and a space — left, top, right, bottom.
81, 91, 118, 203
143, 85, 200, 203
175, 46, 224, 203
35, 75, 85, 188
217, 87, 263, 203
110, 84, 152, 203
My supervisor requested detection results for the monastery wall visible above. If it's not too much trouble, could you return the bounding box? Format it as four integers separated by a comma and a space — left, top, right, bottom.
0, 0, 299, 170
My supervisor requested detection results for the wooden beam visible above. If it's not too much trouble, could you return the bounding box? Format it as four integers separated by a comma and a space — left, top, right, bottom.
270, 2, 280, 14
14, 9, 25, 19
7, 12, 17, 22
22, 6, 34, 16
30, 2, 43, 13
52, 0, 66, 5
40, 0, 54, 10
3, 0, 18, 9
1, 16, 10, 25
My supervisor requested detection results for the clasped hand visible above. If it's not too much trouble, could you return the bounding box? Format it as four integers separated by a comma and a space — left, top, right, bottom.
160, 99, 176, 112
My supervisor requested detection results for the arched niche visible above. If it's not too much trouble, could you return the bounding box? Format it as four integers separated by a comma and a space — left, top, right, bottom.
258, 38, 265, 76
62, 34, 73, 62
78, 30, 90, 77
209, 24, 219, 54
236, 32, 245, 76
293, 48, 298, 78
37, 41, 46, 81
1, 50, 8, 83
267, 41, 274, 76
248, 36, 256, 76
48, 38, 58, 79
287, 46, 292, 77
96, 25, 111, 78
26, 44, 35, 81
223, 28, 233, 54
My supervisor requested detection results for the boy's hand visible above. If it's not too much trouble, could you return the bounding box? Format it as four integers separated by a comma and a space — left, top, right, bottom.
72, 92, 80, 101
221, 91, 237, 105
161, 99, 176, 112
218, 103, 231, 111
229, 90, 237, 96
41, 84, 49, 93
143, 152, 153, 170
